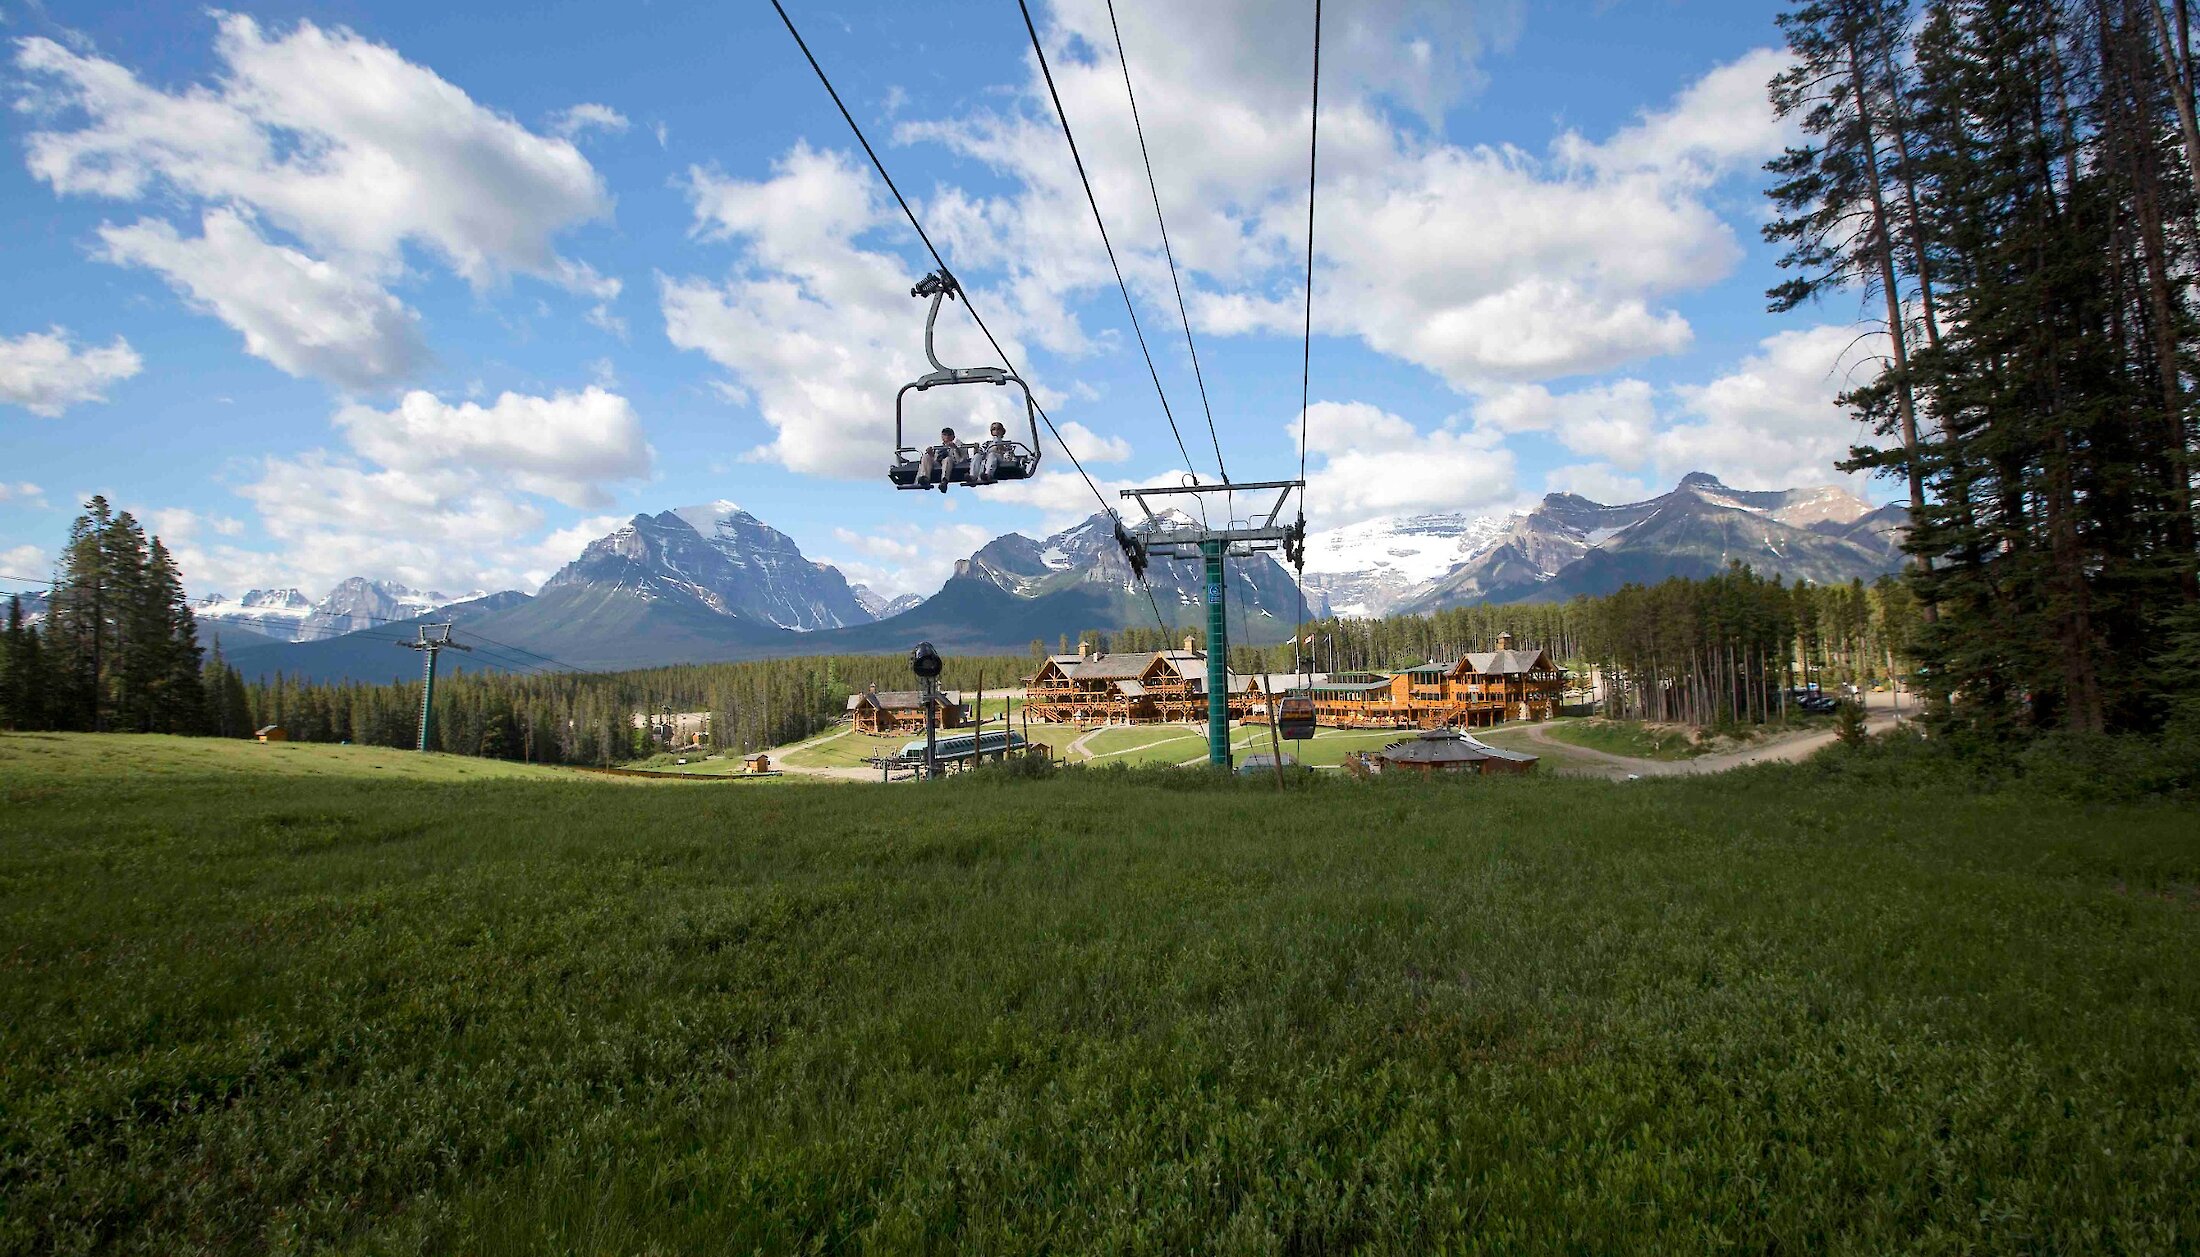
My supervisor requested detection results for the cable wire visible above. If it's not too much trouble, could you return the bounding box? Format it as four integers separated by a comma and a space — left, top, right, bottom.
767, 0, 1180, 644
766, 0, 1121, 520
1293, 0, 1322, 684
1014, 0, 1199, 485
1102, 0, 1228, 488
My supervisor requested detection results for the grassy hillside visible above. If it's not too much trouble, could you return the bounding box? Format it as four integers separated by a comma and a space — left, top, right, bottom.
0, 731, 598, 783
3, 732, 2196, 1252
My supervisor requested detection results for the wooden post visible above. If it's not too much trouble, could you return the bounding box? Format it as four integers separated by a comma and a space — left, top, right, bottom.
1261, 681, 1287, 791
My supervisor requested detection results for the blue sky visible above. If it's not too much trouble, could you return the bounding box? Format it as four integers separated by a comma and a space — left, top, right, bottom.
0, 0, 1888, 601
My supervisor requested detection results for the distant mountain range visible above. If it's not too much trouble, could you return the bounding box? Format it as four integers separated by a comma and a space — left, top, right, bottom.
1396, 473, 1905, 612
206, 475, 1905, 682
193, 579, 486, 645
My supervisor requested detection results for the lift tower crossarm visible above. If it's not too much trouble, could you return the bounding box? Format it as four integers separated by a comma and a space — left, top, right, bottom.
398, 623, 472, 753
1118, 479, 1301, 558
1116, 479, 1305, 768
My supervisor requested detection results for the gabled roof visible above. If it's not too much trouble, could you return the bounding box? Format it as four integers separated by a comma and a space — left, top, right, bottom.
1377, 729, 1540, 765
848, 690, 966, 712
1461, 648, 1554, 677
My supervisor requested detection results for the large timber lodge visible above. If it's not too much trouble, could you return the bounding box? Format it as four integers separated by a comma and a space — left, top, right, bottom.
1023, 633, 1564, 728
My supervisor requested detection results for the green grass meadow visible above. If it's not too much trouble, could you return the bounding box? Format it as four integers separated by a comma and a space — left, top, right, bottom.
3, 731, 2197, 1252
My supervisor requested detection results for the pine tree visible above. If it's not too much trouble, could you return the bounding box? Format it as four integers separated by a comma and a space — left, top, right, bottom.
1, 595, 46, 730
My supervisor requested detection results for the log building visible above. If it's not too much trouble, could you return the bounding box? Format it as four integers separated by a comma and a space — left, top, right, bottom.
846, 687, 971, 735
1024, 633, 1564, 731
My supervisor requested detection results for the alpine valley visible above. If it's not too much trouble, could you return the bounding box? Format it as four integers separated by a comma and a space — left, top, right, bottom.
215, 478, 1905, 682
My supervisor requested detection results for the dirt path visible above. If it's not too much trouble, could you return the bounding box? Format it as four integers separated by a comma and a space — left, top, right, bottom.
1511, 700, 1902, 779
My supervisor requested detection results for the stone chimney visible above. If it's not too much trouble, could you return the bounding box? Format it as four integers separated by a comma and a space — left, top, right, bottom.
1183, 635, 1195, 654
1077, 640, 1090, 662
1497, 631, 1515, 651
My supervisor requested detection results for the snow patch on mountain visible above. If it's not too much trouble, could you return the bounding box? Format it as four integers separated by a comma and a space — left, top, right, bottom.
1301, 512, 1513, 616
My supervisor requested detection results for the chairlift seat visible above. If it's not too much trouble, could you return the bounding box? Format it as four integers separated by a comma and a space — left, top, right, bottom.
888, 270, 1044, 493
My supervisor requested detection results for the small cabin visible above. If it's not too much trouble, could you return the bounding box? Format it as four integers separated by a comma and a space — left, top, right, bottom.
847, 687, 970, 735
255, 725, 288, 744
743, 753, 773, 774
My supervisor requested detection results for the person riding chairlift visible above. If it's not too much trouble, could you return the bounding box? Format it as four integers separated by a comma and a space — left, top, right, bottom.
975, 421, 1012, 485
918, 426, 967, 490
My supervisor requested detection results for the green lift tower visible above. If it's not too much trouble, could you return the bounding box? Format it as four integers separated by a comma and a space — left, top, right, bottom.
1117, 479, 1305, 769
399, 623, 471, 752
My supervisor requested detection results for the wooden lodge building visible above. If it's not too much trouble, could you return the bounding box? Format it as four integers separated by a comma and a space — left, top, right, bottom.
1023, 640, 1252, 725
846, 687, 972, 735
1023, 633, 1564, 731
1277, 635, 1565, 730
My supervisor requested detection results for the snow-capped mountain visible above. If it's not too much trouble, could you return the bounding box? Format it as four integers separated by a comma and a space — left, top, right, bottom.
1301, 512, 1513, 616
851, 584, 925, 620
540, 501, 873, 632
952, 509, 1316, 630
1399, 472, 1905, 612
192, 581, 484, 643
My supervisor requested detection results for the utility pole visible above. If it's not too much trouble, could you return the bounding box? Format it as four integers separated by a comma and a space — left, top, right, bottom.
1118, 479, 1305, 769
399, 623, 470, 752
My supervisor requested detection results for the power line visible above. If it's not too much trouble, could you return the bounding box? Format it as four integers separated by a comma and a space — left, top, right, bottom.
1016, 0, 1202, 484
1102, 0, 1228, 487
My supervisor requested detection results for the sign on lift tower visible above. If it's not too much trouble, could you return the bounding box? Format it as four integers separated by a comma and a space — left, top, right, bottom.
1117, 479, 1305, 770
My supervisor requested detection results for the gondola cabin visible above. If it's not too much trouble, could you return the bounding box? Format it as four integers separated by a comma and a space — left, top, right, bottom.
1275, 695, 1317, 740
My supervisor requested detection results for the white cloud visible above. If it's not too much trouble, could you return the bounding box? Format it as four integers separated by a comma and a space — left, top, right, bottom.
99, 212, 428, 389
1657, 325, 1882, 489
893, 13, 1780, 390
0, 482, 46, 505
664, 145, 1043, 479
203, 385, 653, 596
1298, 400, 1517, 527
822, 521, 995, 598
1051, 419, 1131, 463
0, 327, 141, 416
1466, 325, 1882, 497
1567, 47, 1795, 183
552, 103, 629, 138
332, 387, 651, 508
2, 544, 51, 581
15, 15, 614, 386
1540, 462, 1659, 506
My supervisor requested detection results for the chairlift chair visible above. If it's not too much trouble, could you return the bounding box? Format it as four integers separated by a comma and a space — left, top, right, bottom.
1276, 694, 1317, 741
889, 270, 1042, 491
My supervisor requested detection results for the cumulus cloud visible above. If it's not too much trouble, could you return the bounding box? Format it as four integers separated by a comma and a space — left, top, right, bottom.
0, 482, 46, 505
222, 385, 653, 595
1464, 325, 1882, 497
2, 544, 51, 581
14, 15, 615, 386
1566, 47, 1795, 182
895, 11, 1782, 390
0, 327, 141, 416
332, 387, 651, 508
664, 145, 1043, 478
99, 212, 428, 389
1658, 324, 1883, 488
1299, 401, 1517, 527
821, 521, 995, 598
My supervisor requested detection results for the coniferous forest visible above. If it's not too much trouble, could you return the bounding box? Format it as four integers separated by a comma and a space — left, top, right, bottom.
1766, 0, 2199, 737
